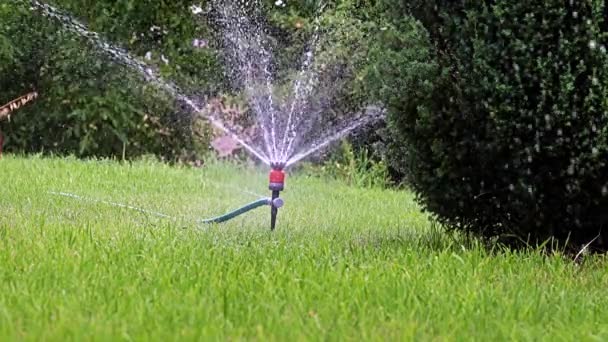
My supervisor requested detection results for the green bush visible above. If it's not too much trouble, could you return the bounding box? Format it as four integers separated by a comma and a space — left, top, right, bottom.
371, 1, 608, 250
361, 12, 436, 183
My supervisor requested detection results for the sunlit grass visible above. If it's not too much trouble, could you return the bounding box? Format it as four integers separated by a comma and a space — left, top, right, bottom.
0, 155, 607, 340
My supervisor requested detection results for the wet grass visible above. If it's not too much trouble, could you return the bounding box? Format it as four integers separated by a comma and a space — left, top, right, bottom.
0, 155, 607, 341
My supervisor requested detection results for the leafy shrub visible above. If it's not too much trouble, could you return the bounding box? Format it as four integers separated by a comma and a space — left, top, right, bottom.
360, 13, 435, 183
370, 1, 608, 251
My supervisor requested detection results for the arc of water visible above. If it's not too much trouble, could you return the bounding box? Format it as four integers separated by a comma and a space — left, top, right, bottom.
279, 3, 326, 162
285, 106, 385, 167
228, 30, 274, 159
252, 31, 278, 161
243, 11, 279, 161
217, 5, 277, 162
263, 52, 278, 162
244, 60, 275, 159
279, 39, 319, 162
27, 0, 270, 166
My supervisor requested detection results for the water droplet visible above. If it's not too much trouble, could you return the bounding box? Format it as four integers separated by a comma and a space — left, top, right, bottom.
160, 54, 169, 65
190, 4, 203, 15
192, 38, 209, 49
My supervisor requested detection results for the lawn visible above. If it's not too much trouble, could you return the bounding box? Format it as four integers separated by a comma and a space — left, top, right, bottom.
0, 155, 607, 341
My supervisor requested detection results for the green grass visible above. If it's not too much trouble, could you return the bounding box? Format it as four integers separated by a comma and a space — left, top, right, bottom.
0, 155, 607, 341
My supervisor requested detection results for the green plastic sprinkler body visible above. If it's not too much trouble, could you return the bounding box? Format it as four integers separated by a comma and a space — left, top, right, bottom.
269, 163, 286, 231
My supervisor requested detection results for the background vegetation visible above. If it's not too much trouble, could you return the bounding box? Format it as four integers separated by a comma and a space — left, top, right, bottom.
0, 0, 395, 161
2, 0, 608, 250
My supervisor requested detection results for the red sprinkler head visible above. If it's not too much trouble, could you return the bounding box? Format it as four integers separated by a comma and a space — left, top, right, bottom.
269, 168, 285, 191
268, 163, 286, 230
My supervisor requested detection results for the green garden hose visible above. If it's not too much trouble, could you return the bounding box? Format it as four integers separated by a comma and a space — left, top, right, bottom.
199, 198, 274, 224
49, 191, 283, 226
49, 166, 287, 230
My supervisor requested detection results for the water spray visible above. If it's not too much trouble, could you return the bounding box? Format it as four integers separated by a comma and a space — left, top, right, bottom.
27, 0, 388, 232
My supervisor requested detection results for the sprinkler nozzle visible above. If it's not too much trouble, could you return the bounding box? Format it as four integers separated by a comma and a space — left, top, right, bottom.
270, 162, 286, 170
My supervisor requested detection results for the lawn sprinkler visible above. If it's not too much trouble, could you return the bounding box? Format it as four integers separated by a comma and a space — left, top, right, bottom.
50, 164, 287, 231
269, 162, 286, 231
197, 163, 285, 230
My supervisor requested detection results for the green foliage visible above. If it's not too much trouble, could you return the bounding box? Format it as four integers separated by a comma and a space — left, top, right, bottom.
361, 13, 437, 181
0, 1, 223, 160
268, 0, 378, 117
0, 4, 16, 66
374, 0, 608, 250
302, 140, 391, 189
